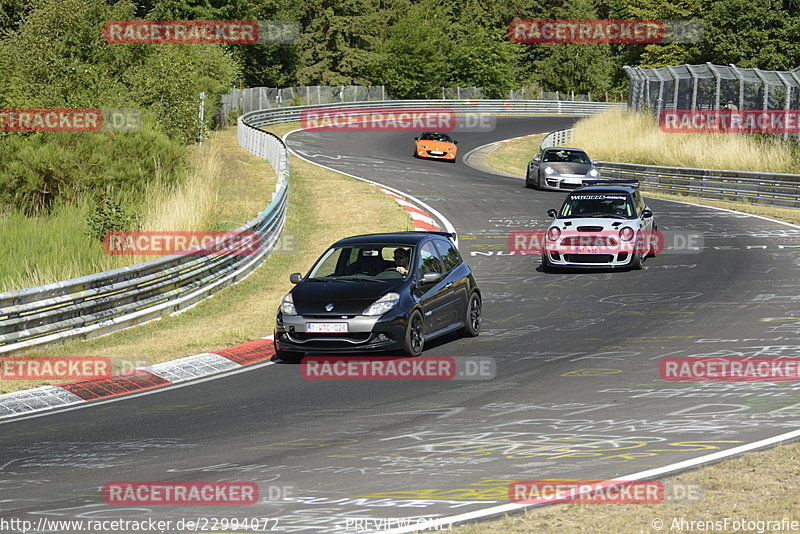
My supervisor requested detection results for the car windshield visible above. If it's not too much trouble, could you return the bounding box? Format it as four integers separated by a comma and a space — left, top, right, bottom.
306, 244, 415, 281
559, 193, 636, 219
419, 133, 453, 143
543, 149, 591, 164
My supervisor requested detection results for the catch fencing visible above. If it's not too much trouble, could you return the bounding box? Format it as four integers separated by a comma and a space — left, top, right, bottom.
234, 99, 625, 129
218, 86, 608, 124
626, 63, 800, 141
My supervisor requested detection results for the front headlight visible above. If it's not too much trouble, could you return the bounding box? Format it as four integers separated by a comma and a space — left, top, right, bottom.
547, 227, 561, 241
544, 166, 555, 175
588, 168, 599, 177
420, 145, 428, 149
619, 227, 635, 242
363, 292, 400, 316
447, 147, 455, 151
280, 292, 297, 315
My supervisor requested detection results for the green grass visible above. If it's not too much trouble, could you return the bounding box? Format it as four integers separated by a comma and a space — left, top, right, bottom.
0, 130, 264, 292
0, 201, 108, 291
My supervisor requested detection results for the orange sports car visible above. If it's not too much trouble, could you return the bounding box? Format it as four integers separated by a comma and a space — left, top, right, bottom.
414, 132, 458, 162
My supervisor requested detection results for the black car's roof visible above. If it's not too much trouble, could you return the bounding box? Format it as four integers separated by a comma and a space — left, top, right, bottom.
331, 232, 452, 247
544, 146, 588, 152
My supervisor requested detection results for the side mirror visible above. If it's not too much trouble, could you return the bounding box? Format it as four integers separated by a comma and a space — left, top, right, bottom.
641, 209, 653, 219
417, 272, 443, 287
454, 140, 458, 145
414, 137, 419, 141
289, 272, 303, 284
547, 209, 558, 218
533, 154, 541, 162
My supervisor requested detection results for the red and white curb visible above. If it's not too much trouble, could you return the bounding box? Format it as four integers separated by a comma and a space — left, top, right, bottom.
0, 337, 276, 421
375, 187, 441, 232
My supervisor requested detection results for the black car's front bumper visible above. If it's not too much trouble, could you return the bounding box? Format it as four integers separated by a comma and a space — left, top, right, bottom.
273, 309, 409, 354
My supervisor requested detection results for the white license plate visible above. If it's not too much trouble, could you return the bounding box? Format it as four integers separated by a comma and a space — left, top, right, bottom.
306, 322, 348, 333
563, 178, 582, 184
574, 247, 600, 254
429, 151, 444, 155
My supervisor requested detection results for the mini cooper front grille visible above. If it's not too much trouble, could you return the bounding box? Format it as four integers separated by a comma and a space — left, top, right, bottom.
561, 236, 617, 246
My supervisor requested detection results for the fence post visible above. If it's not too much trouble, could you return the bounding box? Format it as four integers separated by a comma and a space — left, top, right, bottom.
753, 69, 770, 111
667, 66, 680, 111
198, 91, 205, 145
654, 70, 665, 119
728, 64, 745, 110
636, 67, 647, 110
789, 71, 800, 141
777, 71, 793, 141
707, 63, 721, 110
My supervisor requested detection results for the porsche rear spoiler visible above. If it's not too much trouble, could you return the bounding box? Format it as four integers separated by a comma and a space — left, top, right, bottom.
581, 179, 640, 188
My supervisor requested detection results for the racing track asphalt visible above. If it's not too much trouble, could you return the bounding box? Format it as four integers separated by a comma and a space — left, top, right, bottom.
1, 116, 800, 533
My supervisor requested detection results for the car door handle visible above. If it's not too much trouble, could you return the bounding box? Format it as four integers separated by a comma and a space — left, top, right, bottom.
445, 282, 453, 289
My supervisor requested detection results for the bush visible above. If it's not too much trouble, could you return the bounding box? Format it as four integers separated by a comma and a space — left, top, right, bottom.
85, 193, 139, 242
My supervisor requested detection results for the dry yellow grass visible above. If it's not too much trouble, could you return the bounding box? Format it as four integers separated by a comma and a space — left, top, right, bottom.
484, 135, 543, 177
572, 109, 798, 173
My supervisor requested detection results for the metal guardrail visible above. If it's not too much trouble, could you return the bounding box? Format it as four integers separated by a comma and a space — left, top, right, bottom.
540, 128, 574, 148
0, 99, 620, 355
0, 123, 289, 354
541, 127, 800, 208
239, 100, 625, 128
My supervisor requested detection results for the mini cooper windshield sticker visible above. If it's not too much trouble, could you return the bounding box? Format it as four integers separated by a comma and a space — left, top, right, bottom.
570, 194, 627, 200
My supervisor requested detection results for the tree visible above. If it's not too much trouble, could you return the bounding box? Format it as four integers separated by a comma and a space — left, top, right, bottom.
533, 0, 614, 94
294, 0, 386, 85
448, 0, 527, 98
369, 0, 455, 98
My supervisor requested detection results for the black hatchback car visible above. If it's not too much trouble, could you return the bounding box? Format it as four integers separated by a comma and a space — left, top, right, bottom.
273, 232, 481, 359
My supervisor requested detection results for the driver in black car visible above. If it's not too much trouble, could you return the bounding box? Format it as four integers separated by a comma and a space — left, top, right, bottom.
392, 247, 410, 275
